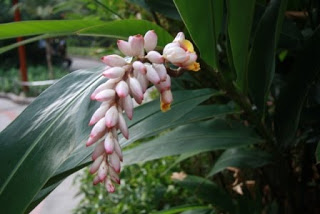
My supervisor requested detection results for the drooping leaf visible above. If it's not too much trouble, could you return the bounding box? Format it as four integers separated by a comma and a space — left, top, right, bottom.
174, 0, 223, 69
173, 175, 235, 213
21, 88, 216, 212
227, 0, 256, 92
123, 119, 263, 165
248, 0, 288, 114
207, 148, 273, 177
275, 27, 320, 147
0, 19, 173, 54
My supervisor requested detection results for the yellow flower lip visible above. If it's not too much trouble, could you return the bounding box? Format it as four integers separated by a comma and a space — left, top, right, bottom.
185, 62, 200, 72
180, 39, 195, 53
160, 102, 171, 112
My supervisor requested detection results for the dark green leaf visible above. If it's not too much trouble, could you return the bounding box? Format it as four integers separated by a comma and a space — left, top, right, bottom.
227, 0, 256, 92
207, 148, 272, 177
248, 0, 288, 114
275, 27, 320, 147
123, 119, 263, 165
154, 205, 211, 214
174, 0, 223, 69
316, 141, 320, 164
173, 175, 235, 213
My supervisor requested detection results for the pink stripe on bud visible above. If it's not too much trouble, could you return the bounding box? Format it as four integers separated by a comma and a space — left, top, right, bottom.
89, 102, 111, 125
109, 152, 121, 173
118, 112, 129, 139
101, 54, 127, 67
145, 63, 161, 85
145, 51, 164, 64
105, 177, 116, 193
95, 89, 115, 102
105, 105, 119, 128
117, 40, 133, 56
104, 131, 115, 154
120, 95, 133, 120
102, 67, 125, 79
98, 159, 108, 181
156, 74, 171, 92
133, 61, 146, 74
115, 80, 129, 98
92, 141, 104, 160
129, 35, 144, 57
153, 63, 167, 82
90, 79, 116, 100
144, 30, 158, 52
128, 77, 144, 103
89, 155, 104, 174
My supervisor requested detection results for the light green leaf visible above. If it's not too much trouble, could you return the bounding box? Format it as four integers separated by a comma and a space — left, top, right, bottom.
123, 119, 263, 165
154, 205, 211, 214
207, 148, 272, 177
174, 0, 223, 69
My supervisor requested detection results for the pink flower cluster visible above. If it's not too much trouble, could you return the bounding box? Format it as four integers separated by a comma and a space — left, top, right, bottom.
87, 31, 200, 192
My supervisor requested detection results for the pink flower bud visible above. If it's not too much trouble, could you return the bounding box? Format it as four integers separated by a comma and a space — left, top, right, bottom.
120, 95, 133, 120
86, 129, 105, 147
104, 131, 115, 154
98, 158, 108, 181
113, 138, 123, 161
108, 167, 120, 184
145, 51, 164, 64
89, 102, 111, 125
89, 155, 104, 174
156, 74, 171, 92
136, 72, 149, 93
163, 45, 189, 64
118, 112, 129, 139
173, 32, 185, 43
152, 63, 167, 82
90, 79, 116, 100
105, 177, 116, 193
128, 77, 144, 104
109, 152, 121, 173
144, 30, 158, 52
133, 61, 146, 74
115, 80, 129, 98
92, 141, 104, 160
161, 90, 173, 104
93, 175, 101, 185
145, 63, 161, 85
89, 117, 106, 139
102, 67, 125, 79
105, 105, 119, 128
117, 40, 133, 56
94, 89, 115, 102
129, 35, 144, 57
101, 54, 127, 67
163, 42, 180, 54
182, 52, 198, 66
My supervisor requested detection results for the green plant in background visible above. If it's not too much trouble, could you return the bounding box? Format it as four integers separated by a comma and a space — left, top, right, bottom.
0, 0, 320, 214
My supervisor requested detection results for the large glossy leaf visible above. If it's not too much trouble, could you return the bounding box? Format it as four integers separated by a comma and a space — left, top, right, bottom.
155, 205, 211, 214
123, 119, 263, 165
0, 19, 173, 54
24, 88, 216, 212
248, 0, 288, 114
174, 0, 223, 69
0, 67, 103, 213
227, 0, 255, 92
173, 175, 235, 213
207, 148, 273, 177
275, 27, 320, 147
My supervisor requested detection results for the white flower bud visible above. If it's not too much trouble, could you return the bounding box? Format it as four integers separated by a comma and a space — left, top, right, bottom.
117, 40, 133, 56
105, 105, 119, 128
145, 63, 161, 85
115, 80, 129, 98
144, 30, 158, 52
102, 67, 125, 79
133, 61, 146, 74
89, 102, 111, 125
120, 95, 133, 120
118, 112, 129, 139
94, 89, 115, 102
145, 51, 164, 64
104, 131, 115, 154
128, 77, 144, 104
152, 63, 167, 82
101, 54, 127, 67
129, 35, 144, 57
89, 155, 104, 174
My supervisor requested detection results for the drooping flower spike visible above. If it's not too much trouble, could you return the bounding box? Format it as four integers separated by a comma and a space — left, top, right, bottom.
87, 31, 200, 192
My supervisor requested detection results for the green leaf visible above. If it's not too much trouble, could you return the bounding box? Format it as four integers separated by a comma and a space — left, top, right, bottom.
248, 0, 288, 114
0, 68, 103, 214
207, 148, 272, 177
174, 0, 223, 69
0, 19, 173, 54
316, 142, 320, 164
173, 175, 235, 213
123, 119, 263, 165
154, 205, 211, 214
275, 27, 320, 147
227, 0, 256, 92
